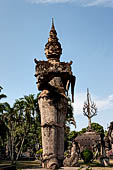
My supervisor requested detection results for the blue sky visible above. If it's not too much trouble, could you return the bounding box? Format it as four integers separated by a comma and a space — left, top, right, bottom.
0, 0, 113, 131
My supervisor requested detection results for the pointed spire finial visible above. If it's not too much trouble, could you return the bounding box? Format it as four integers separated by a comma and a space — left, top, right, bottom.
87, 88, 89, 95
52, 18, 54, 29
50, 18, 56, 34
51, 18, 56, 31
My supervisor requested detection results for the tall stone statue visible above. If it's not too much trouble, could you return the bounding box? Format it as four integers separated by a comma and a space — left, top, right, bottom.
34, 19, 75, 169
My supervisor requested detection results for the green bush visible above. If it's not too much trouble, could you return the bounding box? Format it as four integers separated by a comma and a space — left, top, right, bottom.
36, 148, 43, 155
81, 149, 93, 163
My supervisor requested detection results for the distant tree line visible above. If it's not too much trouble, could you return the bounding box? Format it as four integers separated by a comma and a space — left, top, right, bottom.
0, 86, 76, 163
0, 86, 104, 164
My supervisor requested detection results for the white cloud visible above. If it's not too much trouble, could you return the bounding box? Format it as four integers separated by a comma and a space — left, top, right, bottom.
26, 0, 72, 4
81, 0, 113, 7
72, 92, 113, 115
26, 0, 113, 7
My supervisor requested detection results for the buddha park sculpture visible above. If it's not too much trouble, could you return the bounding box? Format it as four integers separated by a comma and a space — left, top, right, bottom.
34, 19, 75, 169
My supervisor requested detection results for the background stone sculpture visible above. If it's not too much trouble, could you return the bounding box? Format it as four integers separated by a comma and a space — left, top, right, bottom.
105, 122, 113, 159
83, 88, 97, 130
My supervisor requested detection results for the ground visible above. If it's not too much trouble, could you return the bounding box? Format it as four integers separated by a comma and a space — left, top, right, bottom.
0, 160, 113, 170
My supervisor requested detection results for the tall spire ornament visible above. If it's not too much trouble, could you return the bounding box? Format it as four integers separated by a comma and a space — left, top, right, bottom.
45, 18, 62, 61
83, 88, 97, 130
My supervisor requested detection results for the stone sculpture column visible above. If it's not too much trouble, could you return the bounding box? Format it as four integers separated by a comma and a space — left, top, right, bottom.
35, 19, 75, 169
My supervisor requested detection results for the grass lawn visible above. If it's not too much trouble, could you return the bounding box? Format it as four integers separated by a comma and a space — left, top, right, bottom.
77, 159, 113, 170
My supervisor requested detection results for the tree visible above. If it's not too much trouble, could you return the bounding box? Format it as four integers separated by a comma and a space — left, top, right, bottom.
0, 86, 8, 158
91, 123, 104, 135
0, 91, 76, 160
78, 122, 104, 136
0, 86, 7, 113
2, 102, 17, 163
64, 97, 76, 151
0, 93, 41, 162
13, 94, 41, 160
66, 97, 76, 129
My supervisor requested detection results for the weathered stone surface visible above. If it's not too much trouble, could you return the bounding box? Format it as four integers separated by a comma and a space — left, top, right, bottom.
74, 131, 101, 153
38, 92, 67, 168
63, 142, 79, 167
105, 121, 113, 158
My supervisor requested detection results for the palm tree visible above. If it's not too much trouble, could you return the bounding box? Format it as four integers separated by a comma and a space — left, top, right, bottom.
13, 94, 40, 160
0, 86, 7, 113
0, 86, 8, 158
2, 102, 17, 164
64, 97, 76, 151
66, 97, 76, 129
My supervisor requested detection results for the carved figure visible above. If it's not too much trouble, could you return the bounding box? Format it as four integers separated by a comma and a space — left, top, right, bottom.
105, 122, 113, 158
63, 142, 79, 167
35, 19, 75, 169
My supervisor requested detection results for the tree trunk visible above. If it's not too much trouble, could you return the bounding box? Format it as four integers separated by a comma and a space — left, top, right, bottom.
8, 135, 12, 160
11, 129, 14, 164
16, 137, 25, 160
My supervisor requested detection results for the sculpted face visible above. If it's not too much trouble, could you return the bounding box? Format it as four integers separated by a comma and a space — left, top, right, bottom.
49, 44, 59, 54
49, 45, 54, 54
45, 43, 62, 57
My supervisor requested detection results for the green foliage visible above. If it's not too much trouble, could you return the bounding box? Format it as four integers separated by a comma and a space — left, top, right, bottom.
64, 150, 69, 157
81, 149, 93, 163
36, 148, 43, 160
0, 86, 7, 113
79, 127, 87, 135
0, 120, 8, 140
0, 86, 105, 166
0, 86, 8, 157
64, 97, 76, 151
78, 123, 104, 136
0, 90, 75, 160
36, 148, 43, 155
0, 91, 41, 161
104, 130, 108, 137
68, 130, 78, 141
0, 86, 7, 100
66, 97, 73, 120
91, 123, 104, 135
